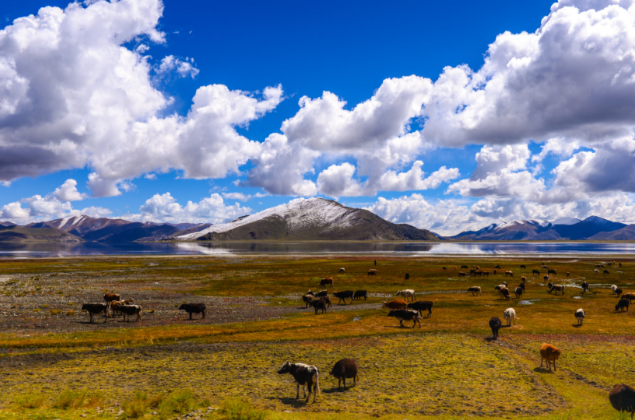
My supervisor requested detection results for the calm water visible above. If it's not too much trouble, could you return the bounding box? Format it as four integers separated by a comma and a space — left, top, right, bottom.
2, 241, 635, 258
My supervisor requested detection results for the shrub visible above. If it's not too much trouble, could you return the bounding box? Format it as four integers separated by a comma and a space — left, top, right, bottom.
221, 398, 267, 420
40, 304, 48, 309
157, 390, 197, 419
52, 389, 88, 409
50, 309, 62, 315
66, 310, 76, 316
13, 392, 45, 409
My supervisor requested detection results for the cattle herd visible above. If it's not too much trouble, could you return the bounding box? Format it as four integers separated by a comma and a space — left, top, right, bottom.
78, 260, 635, 416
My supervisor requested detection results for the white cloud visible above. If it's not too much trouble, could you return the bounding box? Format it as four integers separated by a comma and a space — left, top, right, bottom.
221, 192, 269, 202
532, 138, 580, 162
316, 163, 365, 197
52, 179, 86, 201
0, 0, 282, 190
157, 55, 199, 78
128, 192, 251, 224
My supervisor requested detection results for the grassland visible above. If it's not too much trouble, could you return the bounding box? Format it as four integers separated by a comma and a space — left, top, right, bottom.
0, 255, 634, 419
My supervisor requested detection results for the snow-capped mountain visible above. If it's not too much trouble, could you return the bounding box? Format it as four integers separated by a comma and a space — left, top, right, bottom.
449, 216, 627, 240
175, 198, 437, 241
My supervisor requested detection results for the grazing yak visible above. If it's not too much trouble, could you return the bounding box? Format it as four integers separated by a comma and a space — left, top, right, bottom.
581, 281, 589, 292
622, 293, 635, 302
119, 305, 142, 322
178, 303, 206, 319
461, 265, 468, 269
307, 290, 328, 298
500, 288, 511, 301
521, 276, 526, 282
544, 275, 550, 282
616, 299, 630, 312
615, 288, 624, 297
482, 271, 490, 277
495, 265, 501, 269
495, 284, 507, 291
367, 269, 378, 276
611, 284, 619, 294
353, 290, 367, 301
277, 361, 320, 403
468, 286, 481, 296
395, 289, 415, 302
310, 299, 327, 315
514, 287, 524, 298
540, 343, 562, 371
302, 294, 315, 308
382, 300, 407, 310
338, 268, 345, 273
330, 358, 359, 390
489, 317, 502, 339
334, 290, 354, 305
407, 300, 433, 317
405, 273, 410, 280
604, 270, 610, 275
518, 282, 526, 291
575, 308, 585, 326
595, 269, 600, 274
82, 303, 108, 323
566, 272, 570, 277
532, 269, 540, 275
103, 293, 121, 307
321, 296, 332, 308
520, 265, 526, 269
609, 383, 635, 419
548, 269, 557, 275
109, 301, 124, 317
548, 284, 565, 295
320, 278, 334, 288
505, 271, 514, 277
388, 309, 421, 328
503, 308, 517, 326
596, 264, 605, 268
458, 271, 467, 277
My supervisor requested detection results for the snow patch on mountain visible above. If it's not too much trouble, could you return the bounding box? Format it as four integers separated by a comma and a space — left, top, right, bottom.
552, 217, 581, 226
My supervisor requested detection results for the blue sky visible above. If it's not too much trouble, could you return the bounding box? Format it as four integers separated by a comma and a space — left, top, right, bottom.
1, 0, 635, 234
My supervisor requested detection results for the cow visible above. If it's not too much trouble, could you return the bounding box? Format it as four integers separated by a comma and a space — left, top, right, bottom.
493, 270, 497, 275
616, 299, 630, 312
495, 265, 501, 269
566, 272, 570, 277
461, 265, 468, 269
514, 287, 523, 298
494, 284, 506, 291
353, 290, 367, 301
374, 260, 377, 266
310, 299, 327, 315
615, 288, 624, 297
596, 264, 605, 268
458, 271, 467, 277
622, 293, 635, 302
518, 282, 526, 291
595, 269, 600, 274
387, 309, 421, 328
443, 267, 447, 270
330, 358, 359, 390
122, 298, 135, 305
470, 269, 477, 276
178, 303, 206, 319
520, 265, 526, 269
609, 383, 635, 419
532, 269, 540, 275
320, 278, 334, 288
277, 361, 320, 403
468, 286, 481, 296
321, 296, 332, 308
473, 271, 483, 277
548, 269, 557, 275
611, 284, 620, 294
521, 276, 526, 282
338, 268, 345, 273
489, 317, 502, 339
500, 288, 511, 301
407, 301, 433, 318
575, 308, 585, 326
103, 293, 121, 308
302, 294, 314, 308
542, 265, 549, 269
503, 308, 517, 326
314, 290, 328, 298
382, 300, 407, 310
482, 271, 490, 277
81, 303, 107, 323
548, 282, 554, 290
119, 305, 142, 322
505, 271, 513, 277
405, 273, 410, 280
544, 275, 550, 282
548, 284, 565, 295
581, 281, 589, 293
367, 269, 378, 276
110, 301, 125, 317
395, 289, 415, 302
334, 290, 354, 305
604, 270, 610, 275
540, 343, 562, 371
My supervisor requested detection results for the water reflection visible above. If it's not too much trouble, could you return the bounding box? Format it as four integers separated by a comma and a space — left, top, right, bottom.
1, 241, 635, 258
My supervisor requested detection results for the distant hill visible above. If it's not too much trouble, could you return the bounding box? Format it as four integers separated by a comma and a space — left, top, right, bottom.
28, 215, 130, 236
175, 198, 437, 241
449, 216, 628, 241
0, 226, 82, 243
81, 222, 180, 242
588, 225, 635, 240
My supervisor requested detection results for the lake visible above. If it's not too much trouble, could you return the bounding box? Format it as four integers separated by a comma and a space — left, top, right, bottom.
2, 241, 635, 258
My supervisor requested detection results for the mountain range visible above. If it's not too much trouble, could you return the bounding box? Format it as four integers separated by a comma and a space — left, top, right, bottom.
1, 198, 634, 243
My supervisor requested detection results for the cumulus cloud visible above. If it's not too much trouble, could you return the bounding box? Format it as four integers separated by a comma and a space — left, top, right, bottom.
0, 179, 110, 223
221, 192, 268, 202
128, 192, 251, 224
0, 0, 282, 192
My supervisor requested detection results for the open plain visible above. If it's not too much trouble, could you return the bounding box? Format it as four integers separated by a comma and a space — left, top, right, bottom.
0, 255, 635, 419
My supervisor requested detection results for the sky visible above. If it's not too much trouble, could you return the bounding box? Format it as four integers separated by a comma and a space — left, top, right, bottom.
1, 0, 635, 235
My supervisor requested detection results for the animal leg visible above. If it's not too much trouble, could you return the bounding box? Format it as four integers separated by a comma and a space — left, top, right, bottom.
189, 312, 193, 320
202, 310, 206, 319
399, 320, 404, 327
296, 383, 300, 400
338, 378, 342, 390
343, 377, 346, 388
